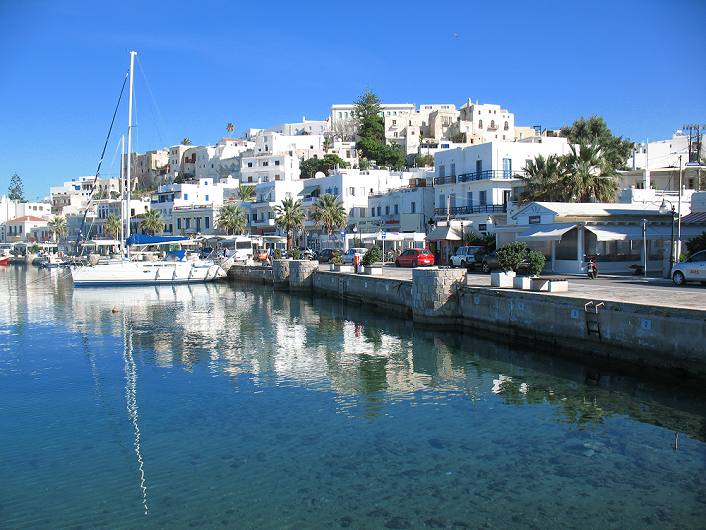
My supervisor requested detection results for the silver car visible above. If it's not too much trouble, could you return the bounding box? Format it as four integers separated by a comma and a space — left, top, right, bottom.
342, 247, 367, 264
449, 246, 485, 269
672, 250, 706, 286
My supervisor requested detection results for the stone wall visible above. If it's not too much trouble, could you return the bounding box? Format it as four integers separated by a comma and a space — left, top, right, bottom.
411, 268, 466, 326
227, 265, 272, 284
272, 260, 291, 290
313, 271, 413, 316
289, 260, 319, 291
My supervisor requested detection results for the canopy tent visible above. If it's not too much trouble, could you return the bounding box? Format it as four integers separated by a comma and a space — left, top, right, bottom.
426, 225, 462, 241
126, 234, 191, 246
359, 231, 427, 242
517, 223, 576, 241
584, 225, 674, 241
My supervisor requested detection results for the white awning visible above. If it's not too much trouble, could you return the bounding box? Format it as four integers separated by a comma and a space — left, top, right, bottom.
517, 223, 576, 241
81, 239, 121, 246
584, 225, 673, 241
426, 225, 462, 241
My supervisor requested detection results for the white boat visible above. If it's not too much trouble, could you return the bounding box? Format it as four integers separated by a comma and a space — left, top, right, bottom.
71, 50, 223, 287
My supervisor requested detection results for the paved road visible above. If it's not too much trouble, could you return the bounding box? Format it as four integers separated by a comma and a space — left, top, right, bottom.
342, 265, 706, 309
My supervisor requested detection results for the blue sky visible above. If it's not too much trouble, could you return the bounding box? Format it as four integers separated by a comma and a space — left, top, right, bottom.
1, 0, 705, 200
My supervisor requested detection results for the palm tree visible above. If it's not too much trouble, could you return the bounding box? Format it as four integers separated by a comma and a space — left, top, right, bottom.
217, 203, 246, 235
312, 194, 347, 239
237, 185, 255, 202
275, 197, 305, 250
520, 154, 564, 202
226, 122, 234, 136
47, 216, 67, 242
105, 213, 122, 240
140, 209, 165, 235
561, 142, 618, 202
181, 137, 192, 146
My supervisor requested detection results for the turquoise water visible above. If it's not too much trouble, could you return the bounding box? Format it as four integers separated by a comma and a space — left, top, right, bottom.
1, 266, 705, 529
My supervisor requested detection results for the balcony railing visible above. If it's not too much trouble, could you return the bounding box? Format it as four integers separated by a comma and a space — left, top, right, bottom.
434, 204, 507, 216
433, 170, 525, 186
433, 175, 457, 185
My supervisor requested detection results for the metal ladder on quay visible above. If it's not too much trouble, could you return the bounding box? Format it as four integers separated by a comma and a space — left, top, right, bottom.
584, 301, 605, 339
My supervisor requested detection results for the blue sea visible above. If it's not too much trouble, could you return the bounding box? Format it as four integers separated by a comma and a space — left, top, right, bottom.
1, 265, 705, 529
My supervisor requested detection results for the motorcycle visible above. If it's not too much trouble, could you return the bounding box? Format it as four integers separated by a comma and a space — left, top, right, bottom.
586, 255, 598, 279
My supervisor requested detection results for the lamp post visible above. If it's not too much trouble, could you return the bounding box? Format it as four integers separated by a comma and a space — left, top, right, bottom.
352, 224, 358, 247
641, 218, 647, 278
659, 198, 677, 274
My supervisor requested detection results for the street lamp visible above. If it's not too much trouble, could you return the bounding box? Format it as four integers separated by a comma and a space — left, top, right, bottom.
659, 198, 677, 272
352, 224, 358, 247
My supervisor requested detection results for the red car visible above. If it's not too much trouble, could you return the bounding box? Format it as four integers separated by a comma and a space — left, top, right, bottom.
395, 248, 435, 268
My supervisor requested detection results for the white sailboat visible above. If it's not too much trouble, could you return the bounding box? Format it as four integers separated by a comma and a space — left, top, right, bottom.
71, 51, 223, 287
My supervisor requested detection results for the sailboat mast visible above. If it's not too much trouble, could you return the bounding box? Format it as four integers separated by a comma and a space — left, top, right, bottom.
120, 134, 126, 255
126, 50, 136, 259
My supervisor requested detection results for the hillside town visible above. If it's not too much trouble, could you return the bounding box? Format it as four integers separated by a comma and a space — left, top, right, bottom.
2, 93, 705, 275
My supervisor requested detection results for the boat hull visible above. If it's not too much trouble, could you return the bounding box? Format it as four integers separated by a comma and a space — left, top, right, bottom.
71, 261, 224, 286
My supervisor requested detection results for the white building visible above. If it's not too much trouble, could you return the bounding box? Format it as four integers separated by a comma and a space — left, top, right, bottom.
49, 176, 120, 215
240, 154, 301, 184
2, 215, 49, 243
432, 137, 574, 230
248, 180, 305, 235
267, 118, 330, 136
451, 98, 516, 144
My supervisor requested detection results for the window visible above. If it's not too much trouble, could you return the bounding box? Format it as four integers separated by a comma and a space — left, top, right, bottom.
529, 215, 541, 224
185, 218, 191, 229
247, 162, 253, 168
275, 160, 280, 166
504, 121, 509, 131
439, 194, 445, 208
392, 119, 397, 125
377, 206, 381, 216
478, 120, 483, 128
450, 163, 456, 177
439, 165, 446, 177
490, 120, 495, 129
205, 217, 210, 229
450, 193, 456, 208
263, 161, 269, 167
385, 206, 390, 215
411, 201, 416, 213
467, 191, 473, 206
333, 187, 339, 195
349, 187, 355, 196
183, 193, 189, 200
479, 191, 487, 205
475, 160, 483, 174
502, 158, 512, 177
205, 194, 209, 201
394, 204, 399, 215
275, 174, 280, 181
359, 207, 366, 217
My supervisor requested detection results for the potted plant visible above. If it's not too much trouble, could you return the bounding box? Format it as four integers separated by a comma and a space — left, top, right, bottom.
493, 241, 526, 288
330, 253, 343, 271
362, 245, 383, 275
274, 248, 282, 260
289, 247, 301, 260
514, 250, 545, 289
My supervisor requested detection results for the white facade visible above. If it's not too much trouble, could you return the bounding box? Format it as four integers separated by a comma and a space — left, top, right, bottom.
267, 118, 329, 136
453, 98, 516, 144
240, 154, 301, 184
49, 176, 120, 215
366, 186, 435, 234
432, 137, 574, 229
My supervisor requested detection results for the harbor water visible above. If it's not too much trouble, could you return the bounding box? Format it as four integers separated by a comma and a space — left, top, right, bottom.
1, 265, 705, 529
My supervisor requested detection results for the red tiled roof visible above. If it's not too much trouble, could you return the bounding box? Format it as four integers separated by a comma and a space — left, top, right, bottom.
10, 215, 46, 222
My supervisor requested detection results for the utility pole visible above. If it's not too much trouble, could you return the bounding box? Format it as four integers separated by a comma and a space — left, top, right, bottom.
677, 154, 682, 259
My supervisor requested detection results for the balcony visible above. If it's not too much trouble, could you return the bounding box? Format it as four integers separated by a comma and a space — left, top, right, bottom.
456, 169, 526, 183
434, 204, 507, 216
433, 175, 457, 185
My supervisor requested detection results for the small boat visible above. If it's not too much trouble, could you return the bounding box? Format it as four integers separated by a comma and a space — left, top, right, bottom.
0, 255, 8, 266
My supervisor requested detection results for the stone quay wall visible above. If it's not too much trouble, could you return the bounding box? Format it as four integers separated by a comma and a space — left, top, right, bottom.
226, 263, 706, 380
272, 260, 291, 290
227, 264, 273, 284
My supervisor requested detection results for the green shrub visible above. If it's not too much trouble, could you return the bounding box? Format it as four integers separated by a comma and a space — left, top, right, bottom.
362, 245, 382, 266
330, 253, 343, 265
526, 250, 546, 276
496, 241, 528, 272
686, 231, 706, 256
274, 248, 282, 259
289, 248, 301, 259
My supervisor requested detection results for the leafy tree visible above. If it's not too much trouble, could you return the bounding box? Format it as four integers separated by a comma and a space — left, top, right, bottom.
226, 122, 234, 136
560, 116, 632, 171
413, 153, 434, 167
312, 194, 347, 238
139, 208, 165, 235
300, 155, 350, 178
8, 173, 24, 201
181, 137, 192, 146
496, 241, 528, 272
354, 89, 387, 164
362, 245, 382, 266
237, 185, 255, 202
686, 232, 706, 256
274, 197, 305, 250
323, 135, 333, 153
47, 216, 67, 242
464, 232, 496, 251
217, 203, 246, 235
105, 213, 121, 240
448, 132, 467, 143
526, 250, 546, 276
381, 144, 406, 170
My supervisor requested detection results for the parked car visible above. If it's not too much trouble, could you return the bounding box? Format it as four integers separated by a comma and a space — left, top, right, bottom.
342, 247, 367, 264
672, 250, 706, 286
450, 246, 486, 269
480, 250, 530, 274
395, 248, 435, 268
317, 248, 341, 263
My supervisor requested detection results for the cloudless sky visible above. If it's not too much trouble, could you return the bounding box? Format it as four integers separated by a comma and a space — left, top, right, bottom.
1, 0, 705, 199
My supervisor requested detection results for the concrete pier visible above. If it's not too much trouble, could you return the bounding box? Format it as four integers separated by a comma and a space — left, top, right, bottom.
289, 260, 319, 291
272, 260, 291, 290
